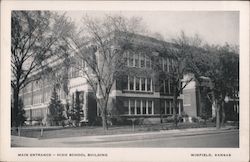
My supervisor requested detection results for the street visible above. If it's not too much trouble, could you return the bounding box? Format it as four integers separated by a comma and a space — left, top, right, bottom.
12, 128, 239, 148
80, 130, 239, 147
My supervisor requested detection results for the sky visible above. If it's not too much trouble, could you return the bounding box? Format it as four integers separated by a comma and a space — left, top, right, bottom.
65, 11, 239, 46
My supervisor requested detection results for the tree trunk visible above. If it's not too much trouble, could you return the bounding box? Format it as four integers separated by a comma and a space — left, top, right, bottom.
211, 90, 220, 129
172, 89, 178, 128
97, 98, 108, 131
13, 88, 20, 128
216, 101, 221, 129
101, 112, 108, 131
221, 101, 225, 127
197, 85, 202, 116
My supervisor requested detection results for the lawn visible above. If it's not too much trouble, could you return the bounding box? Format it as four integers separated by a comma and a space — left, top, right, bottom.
11, 122, 223, 139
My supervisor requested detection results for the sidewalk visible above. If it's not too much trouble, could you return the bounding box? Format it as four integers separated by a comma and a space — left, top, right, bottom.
11, 126, 238, 147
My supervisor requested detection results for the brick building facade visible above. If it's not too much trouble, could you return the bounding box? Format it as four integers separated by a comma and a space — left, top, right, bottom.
18, 34, 186, 125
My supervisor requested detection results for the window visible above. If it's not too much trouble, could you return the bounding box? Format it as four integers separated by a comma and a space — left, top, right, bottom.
124, 56, 128, 66
176, 102, 179, 114
169, 58, 175, 72
134, 54, 139, 67
33, 92, 42, 105
162, 59, 165, 71
56, 89, 60, 99
161, 100, 172, 115
130, 100, 135, 115
123, 75, 128, 90
172, 59, 175, 69
129, 76, 134, 90
125, 76, 153, 92
166, 101, 170, 114
170, 100, 174, 114
129, 53, 134, 67
71, 67, 79, 78
159, 59, 163, 71
167, 58, 170, 72
136, 77, 140, 90
146, 56, 151, 68
148, 101, 153, 114
44, 88, 51, 103
142, 100, 147, 114
124, 51, 129, 66
31, 108, 43, 118
127, 99, 154, 115
141, 78, 146, 91
136, 100, 141, 114
147, 78, 152, 91
169, 81, 173, 94
160, 57, 172, 71
160, 79, 170, 94
79, 92, 84, 104
165, 80, 170, 94
125, 52, 151, 69
78, 60, 85, 70
160, 79, 164, 93
123, 100, 129, 114
161, 100, 173, 115
164, 58, 168, 72
160, 101, 165, 114
140, 54, 145, 68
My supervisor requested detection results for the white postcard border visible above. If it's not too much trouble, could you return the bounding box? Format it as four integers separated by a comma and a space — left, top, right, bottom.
1, 1, 249, 162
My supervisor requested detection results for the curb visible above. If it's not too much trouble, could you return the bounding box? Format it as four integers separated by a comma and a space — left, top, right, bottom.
59, 128, 239, 146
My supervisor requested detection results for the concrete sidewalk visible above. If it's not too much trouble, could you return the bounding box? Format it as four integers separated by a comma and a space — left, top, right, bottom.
11, 126, 238, 147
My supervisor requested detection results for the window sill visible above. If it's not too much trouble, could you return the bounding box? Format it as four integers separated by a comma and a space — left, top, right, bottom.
160, 93, 173, 96
121, 114, 156, 117
125, 65, 152, 70
122, 90, 154, 94
32, 103, 43, 106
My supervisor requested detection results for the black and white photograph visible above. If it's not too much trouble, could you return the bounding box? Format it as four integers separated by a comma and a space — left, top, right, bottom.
1, 1, 249, 162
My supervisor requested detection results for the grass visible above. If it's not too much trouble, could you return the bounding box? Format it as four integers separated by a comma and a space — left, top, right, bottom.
12, 121, 239, 139
11, 122, 224, 139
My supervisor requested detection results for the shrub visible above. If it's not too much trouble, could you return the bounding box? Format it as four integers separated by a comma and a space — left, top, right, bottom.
110, 116, 132, 125
197, 117, 205, 123
191, 117, 199, 123
163, 116, 175, 123
92, 117, 102, 126
32, 116, 43, 121
48, 88, 66, 126
208, 117, 216, 122
134, 118, 144, 125
177, 115, 184, 123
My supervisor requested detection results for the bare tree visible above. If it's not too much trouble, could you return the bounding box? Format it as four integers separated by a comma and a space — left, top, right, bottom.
156, 31, 204, 127
11, 11, 73, 127
68, 14, 144, 130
